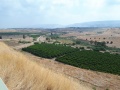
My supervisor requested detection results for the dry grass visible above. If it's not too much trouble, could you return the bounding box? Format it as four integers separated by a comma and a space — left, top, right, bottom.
0, 42, 91, 90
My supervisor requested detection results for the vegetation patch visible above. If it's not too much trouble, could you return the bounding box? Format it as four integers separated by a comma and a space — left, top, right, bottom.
18, 41, 31, 44
22, 43, 120, 75
56, 50, 120, 75
49, 34, 59, 39
29, 34, 40, 39
22, 43, 77, 58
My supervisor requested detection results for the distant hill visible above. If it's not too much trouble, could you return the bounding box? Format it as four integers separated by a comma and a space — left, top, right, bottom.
68, 20, 120, 28
5, 20, 120, 29
32, 20, 120, 28
29, 24, 63, 29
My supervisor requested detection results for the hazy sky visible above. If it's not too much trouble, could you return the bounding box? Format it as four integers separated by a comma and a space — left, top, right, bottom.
0, 0, 120, 28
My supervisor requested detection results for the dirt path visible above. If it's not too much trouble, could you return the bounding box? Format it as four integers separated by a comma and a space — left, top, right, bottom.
12, 42, 34, 50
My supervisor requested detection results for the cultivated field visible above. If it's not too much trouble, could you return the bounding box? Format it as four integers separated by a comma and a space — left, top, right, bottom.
1, 28, 120, 90
22, 48, 120, 90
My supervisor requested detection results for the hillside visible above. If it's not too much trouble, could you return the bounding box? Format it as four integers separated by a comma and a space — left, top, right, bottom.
68, 20, 120, 28
0, 42, 91, 90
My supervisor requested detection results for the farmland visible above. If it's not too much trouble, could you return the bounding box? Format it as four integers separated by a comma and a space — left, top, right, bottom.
22, 43, 77, 58
1, 28, 120, 90
56, 50, 120, 75
22, 43, 120, 75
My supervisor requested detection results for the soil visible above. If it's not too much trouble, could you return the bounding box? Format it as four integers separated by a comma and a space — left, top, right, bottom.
61, 29, 120, 48
3, 30, 120, 90
20, 51, 120, 90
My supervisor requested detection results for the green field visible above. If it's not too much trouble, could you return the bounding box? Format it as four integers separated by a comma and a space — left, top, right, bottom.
22, 43, 77, 58
22, 43, 120, 75
56, 50, 120, 75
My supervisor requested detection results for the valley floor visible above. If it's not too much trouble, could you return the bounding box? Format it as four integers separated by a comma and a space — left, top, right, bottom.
4, 40, 120, 90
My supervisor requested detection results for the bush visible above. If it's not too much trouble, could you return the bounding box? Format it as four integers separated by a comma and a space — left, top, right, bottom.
75, 40, 81, 44
92, 47, 106, 52
87, 47, 91, 49
0, 36, 2, 39
19, 41, 31, 44
34, 42, 39, 44
79, 47, 84, 50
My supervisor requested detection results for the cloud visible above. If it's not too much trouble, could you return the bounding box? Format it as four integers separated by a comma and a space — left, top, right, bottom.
0, 0, 120, 27
83, 0, 106, 10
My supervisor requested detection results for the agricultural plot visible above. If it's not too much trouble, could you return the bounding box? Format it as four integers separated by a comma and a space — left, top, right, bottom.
56, 50, 120, 75
23, 43, 120, 75
22, 43, 77, 58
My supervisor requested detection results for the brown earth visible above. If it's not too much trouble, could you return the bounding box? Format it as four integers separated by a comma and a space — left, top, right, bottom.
20, 51, 120, 90
7, 41, 119, 90
3, 29, 120, 90
1, 42, 88, 90
61, 28, 120, 48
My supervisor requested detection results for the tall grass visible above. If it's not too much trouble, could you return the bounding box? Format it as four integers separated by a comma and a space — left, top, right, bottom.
0, 42, 91, 90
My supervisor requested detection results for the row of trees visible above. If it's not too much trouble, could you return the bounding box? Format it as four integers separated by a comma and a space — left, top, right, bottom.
89, 40, 113, 45
56, 50, 120, 75
0, 35, 26, 39
22, 43, 120, 75
22, 43, 78, 58
0, 36, 2, 39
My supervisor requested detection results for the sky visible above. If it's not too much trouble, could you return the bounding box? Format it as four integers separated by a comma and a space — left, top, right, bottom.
0, 0, 120, 28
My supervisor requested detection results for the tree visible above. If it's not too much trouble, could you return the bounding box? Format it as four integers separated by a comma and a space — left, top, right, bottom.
72, 43, 75, 45
51, 33, 53, 35
79, 47, 84, 50
94, 41, 97, 45
100, 41, 106, 47
89, 40, 94, 44
94, 41, 106, 47
23, 35, 26, 39
110, 41, 113, 44
106, 41, 109, 44
76, 40, 81, 44
0, 36, 2, 39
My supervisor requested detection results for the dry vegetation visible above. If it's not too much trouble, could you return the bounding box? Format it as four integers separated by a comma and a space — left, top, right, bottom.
61, 28, 120, 48
0, 42, 91, 90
